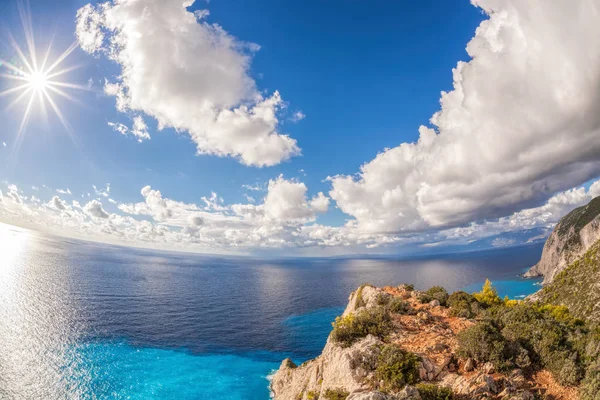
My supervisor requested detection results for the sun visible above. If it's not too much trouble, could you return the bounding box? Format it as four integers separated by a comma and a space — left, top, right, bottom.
0, 0, 87, 140
27, 70, 49, 92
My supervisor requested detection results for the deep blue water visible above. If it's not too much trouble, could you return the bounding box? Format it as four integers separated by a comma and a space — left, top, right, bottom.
0, 225, 543, 399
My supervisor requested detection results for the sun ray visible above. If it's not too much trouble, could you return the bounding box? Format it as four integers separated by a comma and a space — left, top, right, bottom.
46, 85, 80, 104
8, 34, 34, 75
0, 0, 86, 142
39, 36, 54, 72
45, 42, 79, 76
0, 73, 29, 83
43, 89, 75, 138
47, 81, 91, 91
0, 82, 30, 97
46, 64, 84, 81
18, 0, 37, 71
5, 87, 33, 110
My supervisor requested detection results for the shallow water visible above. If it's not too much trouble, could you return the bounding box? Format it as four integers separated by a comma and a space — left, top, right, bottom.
0, 224, 543, 399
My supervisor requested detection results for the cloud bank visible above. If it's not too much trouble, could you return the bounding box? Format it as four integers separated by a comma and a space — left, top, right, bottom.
76, 0, 300, 167
1, 179, 599, 254
329, 0, 600, 235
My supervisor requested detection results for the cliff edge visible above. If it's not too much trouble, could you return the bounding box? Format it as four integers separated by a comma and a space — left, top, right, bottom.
271, 283, 596, 400
524, 196, 600, 284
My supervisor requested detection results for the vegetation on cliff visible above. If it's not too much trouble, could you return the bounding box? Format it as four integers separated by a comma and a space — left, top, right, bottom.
537, 239, 600, 322
273, 276, 600, 400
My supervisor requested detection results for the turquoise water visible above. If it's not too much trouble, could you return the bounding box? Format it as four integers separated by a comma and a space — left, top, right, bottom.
463, 273, 543, 299
70, 341, 283, 399
0, 227, 544, 399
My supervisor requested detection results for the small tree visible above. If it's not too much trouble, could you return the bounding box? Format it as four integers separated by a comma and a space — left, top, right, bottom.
473, 279, 502, 307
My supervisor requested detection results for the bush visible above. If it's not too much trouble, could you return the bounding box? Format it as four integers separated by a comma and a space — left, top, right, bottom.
473, 279, 503, 307
416, 384, 454, 400
448, 291, 479, 318
307, 390, 319, 400
399, 283, 415, 292
376, 292, 391, 306
323, 388, 349, 400
388, 297, 410, 314
457, 321, 508, 368
331, 306, 392, 347
580, 361, 600, 400
496, 303, 585, 385
374, 345, 420, 392
424, 286, 449, 306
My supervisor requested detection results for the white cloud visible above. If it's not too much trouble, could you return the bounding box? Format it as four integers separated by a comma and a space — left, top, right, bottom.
290, 111, 305, 123
76, 0, 300, 167
2, 142, 6, 147
50, 196, 68, 211
56, 188, 72, 195
2, 178, 600, 254
329, 0, 600, 235
85, 200, 109, 219
108, 116, 150, 142
93, 184, 110, 197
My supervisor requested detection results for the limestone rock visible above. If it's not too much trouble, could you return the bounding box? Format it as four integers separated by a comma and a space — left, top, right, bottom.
347, 391, 391, 400
525, 196, 600, 284
464, 358, 475, 372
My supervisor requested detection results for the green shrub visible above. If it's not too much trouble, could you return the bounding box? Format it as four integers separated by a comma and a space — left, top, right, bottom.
374, 344, 420, 392
307, 390, 319, 400
447, 291, 479, 318
331, 306, 392, 347
399, 283, 415, 292
496, 303, 584, 385
323, 388, 349, 400
424, 286, 449, 306
416, 384, 454, 400
376, 292, 391, 306
388, 297, 410, 314
457, 321, 508, 368
580, 361, 600, 400
473, 279, 502, 307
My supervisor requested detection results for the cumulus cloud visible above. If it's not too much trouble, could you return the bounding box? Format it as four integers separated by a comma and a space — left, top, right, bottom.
329, 0, 600, 235
76, 0, 300, 166
50, 196, 68, 211
2, 178, 600, 254
85, 200, 109, 219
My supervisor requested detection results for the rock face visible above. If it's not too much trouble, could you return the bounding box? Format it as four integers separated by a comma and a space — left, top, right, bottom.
537, 239, 600, 322
270, 285, 384, 400
525, 196, 600, 284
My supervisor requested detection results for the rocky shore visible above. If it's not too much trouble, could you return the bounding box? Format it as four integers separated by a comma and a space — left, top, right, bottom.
271, 284, 584, 400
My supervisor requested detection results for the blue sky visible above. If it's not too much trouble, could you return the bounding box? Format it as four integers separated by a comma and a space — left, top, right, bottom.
1, 0, 600, 255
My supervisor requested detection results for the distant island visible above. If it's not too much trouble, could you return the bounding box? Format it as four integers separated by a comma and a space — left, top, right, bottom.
271, 197, 600, 400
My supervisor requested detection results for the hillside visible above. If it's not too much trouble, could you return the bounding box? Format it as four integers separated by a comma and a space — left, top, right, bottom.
525, 196, 600, 284
536, 239, 600, 322
271, 283, 600, 400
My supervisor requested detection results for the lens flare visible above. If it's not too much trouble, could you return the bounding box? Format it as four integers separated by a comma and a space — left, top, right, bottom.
0, 0, 88, 144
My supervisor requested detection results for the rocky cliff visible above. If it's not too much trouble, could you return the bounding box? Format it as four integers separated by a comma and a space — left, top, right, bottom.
270, 284, 583, 400
524, 196, 600, 284
536, 239, 600, 322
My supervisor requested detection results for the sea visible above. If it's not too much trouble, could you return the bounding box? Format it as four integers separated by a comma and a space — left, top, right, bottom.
0, 224, 543, 399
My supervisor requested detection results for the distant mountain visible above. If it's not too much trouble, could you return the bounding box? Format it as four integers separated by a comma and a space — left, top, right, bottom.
525, 196, 600, 284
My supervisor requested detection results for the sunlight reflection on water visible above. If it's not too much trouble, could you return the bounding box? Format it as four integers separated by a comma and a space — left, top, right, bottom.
0, 225, 88, 398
